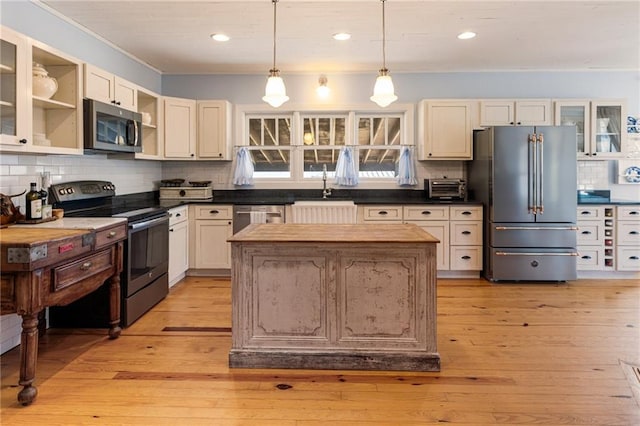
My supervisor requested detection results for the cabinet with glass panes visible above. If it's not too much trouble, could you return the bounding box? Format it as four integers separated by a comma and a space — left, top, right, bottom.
0, 26, 28, 150
554, 99, 627, 159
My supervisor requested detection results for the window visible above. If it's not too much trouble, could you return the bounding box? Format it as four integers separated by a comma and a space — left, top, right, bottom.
246, 116, 293, 178
302, 115, 347, 179
238, 105, 413, 184
356, 115, 402, 178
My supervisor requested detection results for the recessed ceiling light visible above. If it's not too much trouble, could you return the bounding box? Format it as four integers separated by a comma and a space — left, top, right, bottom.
333, 33, 351, 41
210, 33, 230, 42
457, 31, 476, 40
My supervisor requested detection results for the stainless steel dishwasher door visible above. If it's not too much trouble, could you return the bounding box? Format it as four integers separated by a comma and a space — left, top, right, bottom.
233, 205, 285, 234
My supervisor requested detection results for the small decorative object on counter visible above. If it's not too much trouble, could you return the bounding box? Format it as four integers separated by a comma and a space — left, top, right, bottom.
32, 62, 58, 99
0, 190, 26, 226
25, 182, 43, 220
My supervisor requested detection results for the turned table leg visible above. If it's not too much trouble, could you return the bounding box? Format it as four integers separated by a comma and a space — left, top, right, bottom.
108, 269, 122, 339
17, 312, 39, 405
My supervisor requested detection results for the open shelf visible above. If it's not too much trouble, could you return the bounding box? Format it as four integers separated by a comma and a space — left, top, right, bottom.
33, 96, 75, 109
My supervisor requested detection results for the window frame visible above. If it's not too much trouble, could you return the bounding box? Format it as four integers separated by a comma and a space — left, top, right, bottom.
234, 104, 414, 188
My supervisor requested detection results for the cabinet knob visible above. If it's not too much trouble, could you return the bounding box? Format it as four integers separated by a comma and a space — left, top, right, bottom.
19, 138, 27, 144
592, 153, 597, 156
516, 122, 521, 125
510, 122, 514, 125
169, 228, 174, 232
190, 153, 195, 157
107, 231, 117, 238
80, 262, 92, 271
176, 213, 181, 217
428, 153, 432, 157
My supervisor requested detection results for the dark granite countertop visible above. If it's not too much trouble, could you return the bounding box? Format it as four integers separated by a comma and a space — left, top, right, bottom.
158, 189, 482, 208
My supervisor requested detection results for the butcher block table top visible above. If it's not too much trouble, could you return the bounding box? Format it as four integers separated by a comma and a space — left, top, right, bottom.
228, 223, 439, 243
0, 227, 90, 245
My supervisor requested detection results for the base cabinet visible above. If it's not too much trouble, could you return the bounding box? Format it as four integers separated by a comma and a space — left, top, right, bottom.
168, 206, 189, 287
190, 205, 233, 270
616, 206, 640, 271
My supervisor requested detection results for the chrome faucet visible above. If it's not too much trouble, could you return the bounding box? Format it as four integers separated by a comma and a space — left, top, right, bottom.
322, 164, 332, 199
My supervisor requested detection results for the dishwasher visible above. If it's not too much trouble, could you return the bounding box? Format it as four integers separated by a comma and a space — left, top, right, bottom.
233, 205, 285, 234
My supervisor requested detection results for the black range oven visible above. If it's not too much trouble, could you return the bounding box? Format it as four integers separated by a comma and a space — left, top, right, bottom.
49, 180, 169, 328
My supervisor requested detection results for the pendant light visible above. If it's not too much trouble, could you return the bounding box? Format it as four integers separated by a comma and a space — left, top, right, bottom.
263, 0, 289, 108
370, 0, 397, 108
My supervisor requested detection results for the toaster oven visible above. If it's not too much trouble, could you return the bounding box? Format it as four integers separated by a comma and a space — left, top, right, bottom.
425, 179, 466, 200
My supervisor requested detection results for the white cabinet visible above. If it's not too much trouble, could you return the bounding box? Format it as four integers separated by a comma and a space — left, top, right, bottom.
448, 206, 483, 271
0, 27, 29, 150
404, 205, 450, 270
358, 205, 403, 223
555, 99, 627, 159
480, 99, 552, 126
190, 205, 233, 270
164, 96, 197, 159
136, 87, 163, 159
576, 206, 614, 271
616, 206, 640, 271
418, 100, 474, 160
1, 26, 83, 155
168, 205, 189, 287
197, 100, 232, 160
84, 63, 137, 111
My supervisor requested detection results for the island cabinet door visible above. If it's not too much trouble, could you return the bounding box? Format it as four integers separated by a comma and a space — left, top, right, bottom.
334, 245, 436, 351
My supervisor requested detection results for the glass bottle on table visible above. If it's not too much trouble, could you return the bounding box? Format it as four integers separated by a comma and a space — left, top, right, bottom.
25, 182, 42, 220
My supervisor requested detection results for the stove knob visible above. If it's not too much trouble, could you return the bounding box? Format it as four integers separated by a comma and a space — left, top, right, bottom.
65, 188, 73, 194
179, 189, 186, 197
58, 189, 66, 195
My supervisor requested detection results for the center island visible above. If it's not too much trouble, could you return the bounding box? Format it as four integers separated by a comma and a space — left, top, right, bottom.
228, 223, 440, 372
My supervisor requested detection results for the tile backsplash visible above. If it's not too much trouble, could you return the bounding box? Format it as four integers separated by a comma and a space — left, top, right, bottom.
0, 153, 162, 210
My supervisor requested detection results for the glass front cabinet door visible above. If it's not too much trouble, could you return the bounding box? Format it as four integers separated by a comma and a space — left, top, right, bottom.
591, 101, 626, 158
555, 99, 627, 159
0, 26, 29, 149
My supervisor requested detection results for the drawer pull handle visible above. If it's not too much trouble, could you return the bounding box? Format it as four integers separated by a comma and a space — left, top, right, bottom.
462, 231, 471, 235
107, 231, 117, 238
629, 231, 639, 235
581, 231, 591, 235
461, 255, 471, 260
80, 262, 92, 271
630, 211, 639, 215
176, 213, 181, 217
580, 211, 591, 215
421, 211, 432, 215
210, 210, 219, 214
581, 255, 592, 260
630, 256, 639, 260
461, 211, 472, 215
378, 211, 388, 215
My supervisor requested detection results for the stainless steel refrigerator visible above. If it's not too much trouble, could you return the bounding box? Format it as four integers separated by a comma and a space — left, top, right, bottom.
468, 126, 578, 281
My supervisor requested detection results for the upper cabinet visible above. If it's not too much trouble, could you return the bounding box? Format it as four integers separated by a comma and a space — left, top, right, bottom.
84, 63, 137, 112
480, 99, 552, 126
0, 27, 29, 150
197, 100, 232, 160
1, 26, 83, 155
135, 87, 163, 159
164, 97, 232, 161
554, 99, 627, 159
163, 96, 196, 159
418, 100, 474, 160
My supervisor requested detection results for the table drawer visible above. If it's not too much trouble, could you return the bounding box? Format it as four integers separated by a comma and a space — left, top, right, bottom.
53, 248, 115, 292
361, 206, 403, 221
194, 205, 233, 220
95, 223, 127, 249
450, 206, 482, 221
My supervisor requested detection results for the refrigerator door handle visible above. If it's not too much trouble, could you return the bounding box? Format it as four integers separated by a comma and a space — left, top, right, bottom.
495, 251, 579, 256
538, 133, 544, 214
495, 226, 579, 231
528, 133, 536, 214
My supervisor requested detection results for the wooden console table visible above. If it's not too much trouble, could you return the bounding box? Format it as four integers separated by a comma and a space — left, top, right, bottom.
228, 223, 440, 372
0, 219, 126, 405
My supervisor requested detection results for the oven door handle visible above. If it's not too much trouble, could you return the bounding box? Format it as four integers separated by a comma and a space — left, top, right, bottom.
129, 215, 169, 231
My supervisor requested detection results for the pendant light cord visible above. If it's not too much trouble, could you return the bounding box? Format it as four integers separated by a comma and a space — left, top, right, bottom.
272, 0, 278, 72
381, 0, 386, 71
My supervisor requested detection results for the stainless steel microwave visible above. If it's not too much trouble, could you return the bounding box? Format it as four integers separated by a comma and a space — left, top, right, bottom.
83, 99, 142, 153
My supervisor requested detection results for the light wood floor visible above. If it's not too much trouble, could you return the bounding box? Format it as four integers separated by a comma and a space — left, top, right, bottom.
1, 276, 639, 425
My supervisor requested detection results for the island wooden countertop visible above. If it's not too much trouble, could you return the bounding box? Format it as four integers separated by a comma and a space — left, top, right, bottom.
228, 223, 440, 243
0, 227, 90, 246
